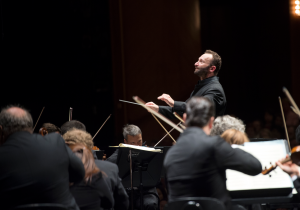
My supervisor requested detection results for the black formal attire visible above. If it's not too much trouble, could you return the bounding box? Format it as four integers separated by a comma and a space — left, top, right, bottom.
159, 76, 226, 119
106, 150, 158, 210
70, 171, 114, 210
0, 131, 85, 210
296, 125, 300, 145
164, 127, 262, 210
95, 159, 129, 210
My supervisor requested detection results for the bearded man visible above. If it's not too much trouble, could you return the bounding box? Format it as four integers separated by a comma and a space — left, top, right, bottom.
146, 50, 227, 119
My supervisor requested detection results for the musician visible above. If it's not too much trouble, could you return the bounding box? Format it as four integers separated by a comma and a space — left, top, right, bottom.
145, 50, 226, 119
276, 155, 300, 194
63, 129, 129, 210
210, 115, 245, 136
41, 123, 61, 134
61, 120, 86, 135
164, 97, 262, 210
0, 106, 85, 210
106, 124, 159, 210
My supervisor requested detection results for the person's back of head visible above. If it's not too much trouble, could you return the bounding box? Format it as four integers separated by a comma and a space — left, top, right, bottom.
184, 97, 215, 134
0, 105, 33, 144
41, 123, 61, 134
61, 120, 86, 135
63, 128, 94, 149
221, 129, 249, 145
68, 143, 100, 183
210, 115, 245, 136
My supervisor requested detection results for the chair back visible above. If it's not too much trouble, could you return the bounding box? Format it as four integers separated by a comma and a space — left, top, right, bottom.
165, 197, 226, 210
14, 203, 68, 210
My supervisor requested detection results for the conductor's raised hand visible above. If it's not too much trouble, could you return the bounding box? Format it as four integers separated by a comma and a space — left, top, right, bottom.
157, 94, 174, 107
276, 155, 300, 177
145, 102, 159, 113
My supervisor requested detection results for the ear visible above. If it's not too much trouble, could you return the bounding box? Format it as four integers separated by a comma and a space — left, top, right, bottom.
209, 66, 216, 73
209, 117, 215, 129
183, 113, 187, 122
124, 139, 127, 144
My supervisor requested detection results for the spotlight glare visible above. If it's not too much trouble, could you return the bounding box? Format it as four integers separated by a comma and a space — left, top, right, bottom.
296, 0, 300, 4
296, 5, 300, 9
296, 9, 300, 14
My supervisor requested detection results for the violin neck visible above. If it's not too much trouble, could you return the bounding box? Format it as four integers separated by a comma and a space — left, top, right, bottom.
281, 156, 291, 164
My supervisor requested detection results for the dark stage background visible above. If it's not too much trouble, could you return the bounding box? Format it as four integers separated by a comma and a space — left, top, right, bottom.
1, 0, 299, 151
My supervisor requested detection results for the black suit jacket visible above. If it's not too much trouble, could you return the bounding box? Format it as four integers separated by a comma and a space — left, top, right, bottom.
159, 76, 226, 119
95, 159, 129, 210
0, 131, 85, 210
164, 127, 262, 210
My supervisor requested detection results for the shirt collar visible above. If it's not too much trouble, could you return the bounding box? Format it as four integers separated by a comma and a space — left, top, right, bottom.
195, 76, 219, 89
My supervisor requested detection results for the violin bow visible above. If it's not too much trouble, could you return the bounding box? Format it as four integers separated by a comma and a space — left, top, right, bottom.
279, 97, 291, 151
33, 107, 45, 132
154, 122, 181, 147
291, 106, 300, 117
92, 114, 112, 140
173, 112, 185, 123
69, 107, 73, 121
283, 87, 300, 118
151, 113, 176, 143
133, 96, 184, 133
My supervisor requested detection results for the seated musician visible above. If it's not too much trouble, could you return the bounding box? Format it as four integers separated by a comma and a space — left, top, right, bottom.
40, 123, 61, 134
221, 129, 249, 145
0, 105, 85, 210
67, 143, 114, 210
210, 115, 245, 136
106, 124, 159, 210
63, 129, 129, 210
276, 155, 300, 195
164, 97, 262, 210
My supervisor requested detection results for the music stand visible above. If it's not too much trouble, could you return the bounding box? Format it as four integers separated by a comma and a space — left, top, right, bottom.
116, 147, 164, 210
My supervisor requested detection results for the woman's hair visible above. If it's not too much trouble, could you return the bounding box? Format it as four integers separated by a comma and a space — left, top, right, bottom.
63, 129, 94, 149
221, 129, 249, 145
210, 115, 245, 136
68, 143, 100, 183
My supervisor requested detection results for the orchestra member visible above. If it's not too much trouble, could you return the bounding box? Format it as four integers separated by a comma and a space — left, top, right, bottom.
164, 97, 262, 210
61, 120, 86, 135
67, 143, 114, 210
106, 124, 159, 210
0, 105, 85, 210
145, 50, 226, 119
221, 129, 249, 145
276, 155, 300, 195
63, 129, 129, 210
40, 123, 61, 134
210, 115, 245, 136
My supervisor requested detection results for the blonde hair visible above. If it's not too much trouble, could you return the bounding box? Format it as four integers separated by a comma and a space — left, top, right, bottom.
221, 129, 249, 145
63, 128, 94, 149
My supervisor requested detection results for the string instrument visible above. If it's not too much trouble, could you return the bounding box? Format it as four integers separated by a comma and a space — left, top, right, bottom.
261, 145, 300, 175
39, 127, 48, 136
92, 146, 107, 160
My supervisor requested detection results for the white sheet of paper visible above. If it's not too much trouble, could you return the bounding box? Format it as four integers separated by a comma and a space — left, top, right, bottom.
227, 140, 293, 191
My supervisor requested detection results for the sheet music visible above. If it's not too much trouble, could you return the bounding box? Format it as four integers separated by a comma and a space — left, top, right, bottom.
227, 140, 293, 191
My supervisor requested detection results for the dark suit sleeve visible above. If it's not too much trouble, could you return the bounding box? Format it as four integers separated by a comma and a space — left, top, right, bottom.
214, 138, 262, 175
293, 178, 300, 197
112, 166, 129, 210
202, 89, 224, 115
65, 144, 85, 183
158, 106, 176, 120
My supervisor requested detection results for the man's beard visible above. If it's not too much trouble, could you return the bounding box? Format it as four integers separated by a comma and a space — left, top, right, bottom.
194, 65, 210, 78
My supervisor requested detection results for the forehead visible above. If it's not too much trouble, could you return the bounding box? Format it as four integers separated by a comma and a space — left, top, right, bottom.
127, 133, 142, 141
199, 53, 213, 61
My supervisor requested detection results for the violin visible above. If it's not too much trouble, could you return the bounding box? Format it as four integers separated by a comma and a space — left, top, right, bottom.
39, 127, 48, 136
261, 145, 300, 175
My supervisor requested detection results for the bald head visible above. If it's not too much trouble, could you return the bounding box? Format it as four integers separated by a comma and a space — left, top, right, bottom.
0, 105, 33, 139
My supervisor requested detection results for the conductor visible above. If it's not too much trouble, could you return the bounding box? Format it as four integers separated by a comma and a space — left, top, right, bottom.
145, 50, 226, 119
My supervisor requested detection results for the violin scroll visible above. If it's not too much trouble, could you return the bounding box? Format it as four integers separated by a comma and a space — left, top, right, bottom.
39, 127, 48, 136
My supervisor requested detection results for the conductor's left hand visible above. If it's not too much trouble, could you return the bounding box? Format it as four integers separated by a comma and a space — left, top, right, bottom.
158, 94, 174, 107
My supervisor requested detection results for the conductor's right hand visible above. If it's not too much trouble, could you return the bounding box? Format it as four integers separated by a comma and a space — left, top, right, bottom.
145, 102, 159, 113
